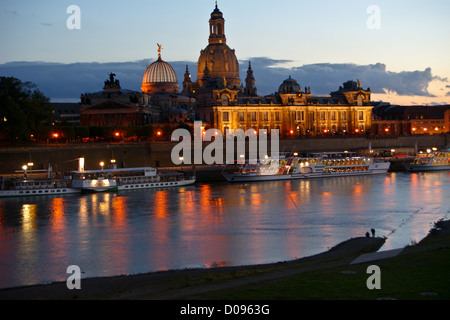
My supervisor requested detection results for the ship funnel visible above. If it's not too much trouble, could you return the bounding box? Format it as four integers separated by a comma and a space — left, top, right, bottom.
78, 157, 85, 172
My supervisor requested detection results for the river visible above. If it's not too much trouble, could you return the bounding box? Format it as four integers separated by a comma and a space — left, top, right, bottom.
0, 171, 449, 289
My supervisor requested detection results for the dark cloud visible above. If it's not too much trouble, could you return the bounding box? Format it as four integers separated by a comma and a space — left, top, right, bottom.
241, 59, 439, 97
0, 59, 445, 101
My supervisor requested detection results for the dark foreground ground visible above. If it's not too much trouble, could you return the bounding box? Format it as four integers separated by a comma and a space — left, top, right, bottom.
1, 219, 449, 300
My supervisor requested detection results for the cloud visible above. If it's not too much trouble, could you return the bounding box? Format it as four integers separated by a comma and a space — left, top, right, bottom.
0, 59, 449, 105
241, 59, 440, 97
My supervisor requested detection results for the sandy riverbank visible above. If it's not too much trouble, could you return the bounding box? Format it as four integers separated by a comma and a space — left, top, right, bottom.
0, 219, 448, 300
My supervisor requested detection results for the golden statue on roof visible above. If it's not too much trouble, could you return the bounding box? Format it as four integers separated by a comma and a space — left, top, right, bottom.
157, 43, 163, 59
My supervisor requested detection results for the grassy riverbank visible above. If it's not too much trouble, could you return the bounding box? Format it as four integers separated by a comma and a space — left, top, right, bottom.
0, 220, 449, 300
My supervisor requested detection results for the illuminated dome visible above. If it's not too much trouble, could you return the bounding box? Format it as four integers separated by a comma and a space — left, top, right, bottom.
142, 56, 179, 94
278, 76, 301, 94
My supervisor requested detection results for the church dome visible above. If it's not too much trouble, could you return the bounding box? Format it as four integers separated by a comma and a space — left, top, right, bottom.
278, 76, 301, 94
196, 4, 240, 89
142, 56, 179, 94
197, 43, 240, 87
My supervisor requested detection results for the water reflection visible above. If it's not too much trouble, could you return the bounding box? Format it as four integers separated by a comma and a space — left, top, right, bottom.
0, 172, 449, 289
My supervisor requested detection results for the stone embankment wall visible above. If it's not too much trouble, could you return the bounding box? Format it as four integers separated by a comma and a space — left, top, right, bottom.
0, 134, 448, 175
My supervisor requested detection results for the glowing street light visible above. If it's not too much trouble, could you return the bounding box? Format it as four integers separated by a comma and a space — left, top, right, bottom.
100, 161, 105, 170
22, 165, 28, 179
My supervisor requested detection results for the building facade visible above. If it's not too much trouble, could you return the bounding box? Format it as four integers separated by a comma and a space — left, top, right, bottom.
185, 4, 373, 138
76, 3, 449, 139
372, 104, 450, 135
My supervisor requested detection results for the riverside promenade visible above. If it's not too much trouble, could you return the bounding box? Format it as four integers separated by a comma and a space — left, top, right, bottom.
0, 134, 448, 175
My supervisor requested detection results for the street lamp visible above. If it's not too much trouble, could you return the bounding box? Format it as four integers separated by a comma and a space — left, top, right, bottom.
27, 162, 34, 175
100, 161, 105, 170
22, 165, 28, 179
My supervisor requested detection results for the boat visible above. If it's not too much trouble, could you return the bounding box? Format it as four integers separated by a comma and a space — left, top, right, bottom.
68, 170, 119, 193
223, 152, 391, 183
66, 167, 195, 193
0, 177, 80, 198
105, 167, 195, 191
0, 158, 196, 197
404, 151, 450, 172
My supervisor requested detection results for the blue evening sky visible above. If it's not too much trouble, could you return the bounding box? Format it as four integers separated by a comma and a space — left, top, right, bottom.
1, 0, 450, 104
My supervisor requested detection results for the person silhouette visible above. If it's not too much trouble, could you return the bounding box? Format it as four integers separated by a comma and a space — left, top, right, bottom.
371, 228, 376, 237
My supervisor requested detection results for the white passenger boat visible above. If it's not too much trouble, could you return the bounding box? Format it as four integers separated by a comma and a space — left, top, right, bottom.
112, 167, 196, 191
69, 171, 119, 193
0, 178, 80, 198
0, 158, 196, 197
223, 152, 391, 183
404, 151, 450, 172
67, 167, 195, 193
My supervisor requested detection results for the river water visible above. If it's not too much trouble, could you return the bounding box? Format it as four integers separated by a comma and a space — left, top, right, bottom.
0, 171, 449, 289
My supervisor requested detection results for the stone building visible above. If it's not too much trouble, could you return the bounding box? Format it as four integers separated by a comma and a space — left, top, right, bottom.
188, 4, 374, 138
372, 104, 450, 135
79, 50, 195, 127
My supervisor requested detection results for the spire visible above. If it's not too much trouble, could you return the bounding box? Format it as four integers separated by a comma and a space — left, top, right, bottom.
245, 61, 257, 96
246, 61, 254, 79
184, 65, 191, 83
209, 2, 226, 44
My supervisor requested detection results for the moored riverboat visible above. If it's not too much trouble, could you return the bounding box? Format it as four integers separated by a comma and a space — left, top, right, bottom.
404, 151, 450, 172
0, 177, 80, 198
224, 152, 391, 183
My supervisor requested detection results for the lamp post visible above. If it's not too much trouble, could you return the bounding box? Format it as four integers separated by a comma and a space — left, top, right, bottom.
179, 157, 184, 172
100, 161, 105, 170
27, 162, 34, 175
22, 165, 28, 179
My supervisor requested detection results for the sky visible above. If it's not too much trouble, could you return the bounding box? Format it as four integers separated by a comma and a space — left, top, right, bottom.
1, 0, 450, 105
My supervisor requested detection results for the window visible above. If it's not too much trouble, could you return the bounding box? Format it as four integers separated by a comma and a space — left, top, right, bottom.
223, 112, 229, 122
221, 95, 229, 106
331, 111, 336, 121
341, 111, 347, 121
320, 111, 326, 121
275, 112, 280, 121
296, 111, 305, 121
239, 112, 245, 122
251, 112, 257, 121
263, 112, 268, 121
358, 111, 364, 121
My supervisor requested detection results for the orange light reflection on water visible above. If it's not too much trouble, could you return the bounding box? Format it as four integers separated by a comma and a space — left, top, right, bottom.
151, 190, 171, 270
50, 198, 66, 232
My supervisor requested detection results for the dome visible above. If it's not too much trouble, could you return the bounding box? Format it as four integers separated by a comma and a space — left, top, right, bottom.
195, 4, 240, 89
210, 4, 223, 19
197, 43, 240, 88
142, 57, 179, 94
278, 76, 301, 94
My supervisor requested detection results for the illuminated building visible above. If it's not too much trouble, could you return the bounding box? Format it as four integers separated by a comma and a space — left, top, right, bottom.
372, 104, 450, 135
188, 4, 374, 138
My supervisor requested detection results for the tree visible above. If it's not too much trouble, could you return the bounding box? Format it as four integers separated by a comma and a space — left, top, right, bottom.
0, 77, 53, 142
